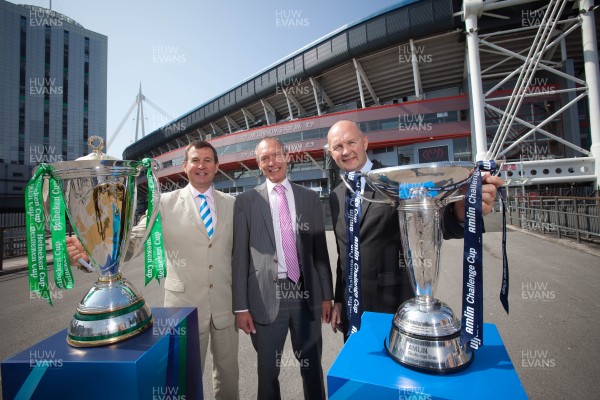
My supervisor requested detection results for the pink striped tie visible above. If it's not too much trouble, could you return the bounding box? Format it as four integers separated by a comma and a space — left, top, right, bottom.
274, 185, 300, 283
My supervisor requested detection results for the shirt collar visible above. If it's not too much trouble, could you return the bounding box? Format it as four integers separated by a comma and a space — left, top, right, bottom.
266, 177, 292, 195
189, 184, 214, 200
360, 158, 373, 174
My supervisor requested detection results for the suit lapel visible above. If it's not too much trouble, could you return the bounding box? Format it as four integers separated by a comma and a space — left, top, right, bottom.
256, 183, 276, 248
290, 184, 304, 257
212, 190, 227, 239
360, 184, 375, 227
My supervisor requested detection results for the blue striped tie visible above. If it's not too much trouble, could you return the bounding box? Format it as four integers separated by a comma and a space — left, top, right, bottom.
198, 193, 214, 239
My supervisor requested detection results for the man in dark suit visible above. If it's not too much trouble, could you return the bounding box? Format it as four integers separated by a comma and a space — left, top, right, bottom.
232, 137, 333, 400
327, 120, 503, 336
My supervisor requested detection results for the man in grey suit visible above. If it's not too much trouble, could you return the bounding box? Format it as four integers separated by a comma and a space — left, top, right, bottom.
233, 137, 333, 400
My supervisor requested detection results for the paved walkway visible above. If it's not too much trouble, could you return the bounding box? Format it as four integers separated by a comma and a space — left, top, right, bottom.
1, 223, 599, 399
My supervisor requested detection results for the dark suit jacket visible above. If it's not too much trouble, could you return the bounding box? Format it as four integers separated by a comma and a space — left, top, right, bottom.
233, 181, 333, 325
330, 161, 464, 333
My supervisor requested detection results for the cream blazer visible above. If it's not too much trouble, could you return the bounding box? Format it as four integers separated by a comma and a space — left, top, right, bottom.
131, 185, 235, 333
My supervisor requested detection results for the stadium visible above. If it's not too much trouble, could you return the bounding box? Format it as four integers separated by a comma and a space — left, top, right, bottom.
123, 0, 600, 202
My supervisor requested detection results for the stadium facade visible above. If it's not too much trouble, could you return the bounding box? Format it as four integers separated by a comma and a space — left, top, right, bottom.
0, 0, 107, 211
125, 0, 599, 198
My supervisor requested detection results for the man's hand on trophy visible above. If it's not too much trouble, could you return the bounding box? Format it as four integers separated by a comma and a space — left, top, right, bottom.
66, 236, 93, 272
481, 174, 504, 215
452, 174, 504, 222
330, 302, 343, 333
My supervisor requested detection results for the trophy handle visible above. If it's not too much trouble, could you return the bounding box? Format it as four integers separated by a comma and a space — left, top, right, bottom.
141, 159, 162, 241
340, 172, 395, 206
440, 190, 465, 207
127, 159, 163, 260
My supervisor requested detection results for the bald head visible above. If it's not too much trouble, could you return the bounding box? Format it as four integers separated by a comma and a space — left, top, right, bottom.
327, 120, 369, 172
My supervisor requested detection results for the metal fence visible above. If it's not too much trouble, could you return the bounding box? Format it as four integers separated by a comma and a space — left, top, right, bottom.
504, 195, 600, 243
0, 225, 29, 271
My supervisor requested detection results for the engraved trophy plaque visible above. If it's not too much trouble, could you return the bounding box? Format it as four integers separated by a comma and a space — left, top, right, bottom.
27, 136, 163, 347
364, 161, 475, 373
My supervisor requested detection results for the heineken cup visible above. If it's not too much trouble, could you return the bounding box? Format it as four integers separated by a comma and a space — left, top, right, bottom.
26, 136, 165, 347
363, 162, 475, 373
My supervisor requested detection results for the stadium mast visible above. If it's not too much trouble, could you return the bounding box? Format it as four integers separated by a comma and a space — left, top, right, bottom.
107, 83, 174, 151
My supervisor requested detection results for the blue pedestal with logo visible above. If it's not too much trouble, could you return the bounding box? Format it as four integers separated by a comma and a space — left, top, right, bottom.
327, 312, 527, 400
1, 307, 202, 400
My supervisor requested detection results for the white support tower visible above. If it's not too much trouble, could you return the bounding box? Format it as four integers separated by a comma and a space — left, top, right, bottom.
107, 83, 174, 151
461, 0, 600, 189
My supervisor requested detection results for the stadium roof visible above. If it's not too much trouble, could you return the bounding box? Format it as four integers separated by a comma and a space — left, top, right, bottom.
124, 0, 580, 160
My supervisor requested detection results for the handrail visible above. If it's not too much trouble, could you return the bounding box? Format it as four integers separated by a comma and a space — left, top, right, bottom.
503, 195, 600, 244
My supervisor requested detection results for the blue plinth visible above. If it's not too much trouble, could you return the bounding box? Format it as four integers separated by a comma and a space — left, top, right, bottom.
327, 312, 527, 400
1, 307, 202, 400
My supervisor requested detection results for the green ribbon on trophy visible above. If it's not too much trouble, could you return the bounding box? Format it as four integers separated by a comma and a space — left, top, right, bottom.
25, 164, 74, 306
142, 158, 166, 286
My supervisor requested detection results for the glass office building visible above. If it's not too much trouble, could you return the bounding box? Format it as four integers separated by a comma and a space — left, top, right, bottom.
0, 1, 107, 211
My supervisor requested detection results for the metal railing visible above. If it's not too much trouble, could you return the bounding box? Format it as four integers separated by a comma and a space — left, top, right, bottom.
0, 225, 29, 271
504, 195, 600, 243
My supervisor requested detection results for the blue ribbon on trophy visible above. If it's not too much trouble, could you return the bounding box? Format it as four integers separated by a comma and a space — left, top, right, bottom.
344, 171, 363, 336
460, 160, 509, 350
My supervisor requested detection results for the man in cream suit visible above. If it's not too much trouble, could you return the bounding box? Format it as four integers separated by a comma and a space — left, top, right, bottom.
67, 141, 238, 400
233, 137, 333, 400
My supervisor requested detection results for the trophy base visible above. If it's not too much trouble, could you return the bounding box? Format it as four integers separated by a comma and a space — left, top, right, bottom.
67, 274, 153, 347
385, 327, 473, 374
385, 298, 473, 374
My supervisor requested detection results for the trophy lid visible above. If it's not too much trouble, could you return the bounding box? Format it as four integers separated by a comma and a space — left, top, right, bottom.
76, 136, 118, 161
40, 135, 142, 179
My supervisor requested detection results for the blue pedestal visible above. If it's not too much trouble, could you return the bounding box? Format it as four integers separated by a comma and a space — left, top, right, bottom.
328, 312, 527, 400
1, 307, 202, 400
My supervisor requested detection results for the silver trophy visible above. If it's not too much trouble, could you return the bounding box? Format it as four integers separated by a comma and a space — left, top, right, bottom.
40, 136, 162, 347
362, 162, 475, 373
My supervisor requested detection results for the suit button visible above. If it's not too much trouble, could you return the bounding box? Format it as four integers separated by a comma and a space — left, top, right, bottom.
209, 284, 213, 289
209, 265, 213, 269
208, 244, 212, 248
274, 259, 278, 263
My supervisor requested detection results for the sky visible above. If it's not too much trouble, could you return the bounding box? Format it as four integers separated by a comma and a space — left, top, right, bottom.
8, 0, 403, 158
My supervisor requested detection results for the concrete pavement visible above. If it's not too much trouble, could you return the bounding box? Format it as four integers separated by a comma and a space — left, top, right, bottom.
1, 218, 599, 399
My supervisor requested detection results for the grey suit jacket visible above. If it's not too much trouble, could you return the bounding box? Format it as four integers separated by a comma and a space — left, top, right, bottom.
232, 181, 333, 325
